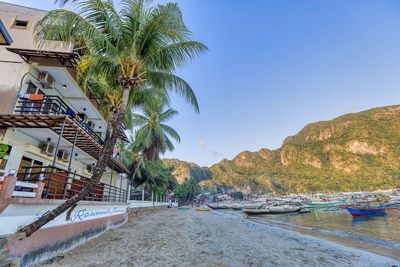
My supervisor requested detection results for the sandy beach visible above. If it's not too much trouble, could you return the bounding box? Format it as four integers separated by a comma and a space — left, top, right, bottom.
41, 208, 400, 267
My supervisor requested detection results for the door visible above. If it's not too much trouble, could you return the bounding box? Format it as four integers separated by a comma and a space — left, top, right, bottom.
17, 156, 44, 181
0, 145, 13, 181
22, 83, 45, 114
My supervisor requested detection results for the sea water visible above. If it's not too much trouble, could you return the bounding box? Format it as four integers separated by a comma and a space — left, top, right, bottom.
226, 209, 400, 261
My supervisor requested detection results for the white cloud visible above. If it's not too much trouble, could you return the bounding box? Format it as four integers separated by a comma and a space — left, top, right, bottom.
210, 150, 222, 157
199, 140, 207, 149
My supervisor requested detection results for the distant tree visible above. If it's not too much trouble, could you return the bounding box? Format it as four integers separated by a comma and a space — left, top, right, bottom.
175, 177, 200, 203
133, 96, 180, 161
230, 191, 244, 200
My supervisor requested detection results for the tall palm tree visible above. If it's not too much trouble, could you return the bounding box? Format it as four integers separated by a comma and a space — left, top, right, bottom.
186, 177, 200, 202
21, 0, 207, 237
133, 96, 180, 161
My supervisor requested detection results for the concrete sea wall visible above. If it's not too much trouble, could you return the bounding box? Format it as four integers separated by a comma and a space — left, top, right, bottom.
0, 201, 168, 267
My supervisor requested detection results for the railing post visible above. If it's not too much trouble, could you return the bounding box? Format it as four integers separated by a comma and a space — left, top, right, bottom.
109, 162, 114, 201
72, 170, 76, 198
62, 171, 68, 200
53, 118, 66, 166
0, 175, 17, 200
44, 167, 53, 199
34, 181, 44, 199
43, 96, 49, 114
118, 177, 122, 202
23, 168, 28, 181
126, 176, 130, 202
68, 131, 78, 171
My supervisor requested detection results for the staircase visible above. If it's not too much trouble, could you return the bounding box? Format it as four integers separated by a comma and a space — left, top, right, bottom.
0, 237, 21, 267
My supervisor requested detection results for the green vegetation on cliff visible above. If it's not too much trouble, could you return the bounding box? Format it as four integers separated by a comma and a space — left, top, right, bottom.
165, 105, 400, 194
210, 105, 400, 193
162, 158, 212, 184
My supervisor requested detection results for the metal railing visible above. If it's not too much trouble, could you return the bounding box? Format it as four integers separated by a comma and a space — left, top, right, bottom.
20, 165, 128, 202
14, 94, 104, 146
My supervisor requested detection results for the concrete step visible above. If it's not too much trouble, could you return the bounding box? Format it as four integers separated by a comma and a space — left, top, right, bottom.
0, 258, 21, 267
0, 249, 9, 262
0, 237, 7, 250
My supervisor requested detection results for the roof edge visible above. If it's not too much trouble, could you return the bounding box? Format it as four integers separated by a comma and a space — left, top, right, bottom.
0, 1, 48, 13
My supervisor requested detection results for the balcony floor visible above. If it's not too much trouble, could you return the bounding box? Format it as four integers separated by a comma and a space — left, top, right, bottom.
0, 113, 129, 174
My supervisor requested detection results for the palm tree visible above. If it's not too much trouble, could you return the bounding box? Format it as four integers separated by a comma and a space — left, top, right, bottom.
20, 0, 207, 237
186, 177, 200, 203
133, 96, 180, 161
131, 159, 175, 198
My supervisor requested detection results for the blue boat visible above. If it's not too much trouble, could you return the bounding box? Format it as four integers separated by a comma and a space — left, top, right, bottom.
345, 207, 386, 217
344, 201, 400, 217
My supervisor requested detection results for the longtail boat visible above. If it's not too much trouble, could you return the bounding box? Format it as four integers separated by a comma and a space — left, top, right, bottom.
301, 200, 346, 209
344, 206, 386, 217
342, 201, 400, 217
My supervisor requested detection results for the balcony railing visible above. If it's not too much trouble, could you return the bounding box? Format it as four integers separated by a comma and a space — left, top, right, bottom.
19, 165, 128, 203
15, 94, 104, 146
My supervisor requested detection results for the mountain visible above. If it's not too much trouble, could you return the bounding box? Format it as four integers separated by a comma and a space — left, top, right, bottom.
162, 158, 212, 184
209, 105, 400, 194
165, 105, 400, 194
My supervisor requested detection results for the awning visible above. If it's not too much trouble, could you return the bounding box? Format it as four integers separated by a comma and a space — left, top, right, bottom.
0, 114, 130, 174
6, 47, 79, 68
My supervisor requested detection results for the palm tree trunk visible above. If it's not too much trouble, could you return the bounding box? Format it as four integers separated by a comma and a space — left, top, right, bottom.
19, 88, 131, 237
131, 158, 143, 187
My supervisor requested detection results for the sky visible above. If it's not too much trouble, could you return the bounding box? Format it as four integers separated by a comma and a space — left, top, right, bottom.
4, 0, 400, 167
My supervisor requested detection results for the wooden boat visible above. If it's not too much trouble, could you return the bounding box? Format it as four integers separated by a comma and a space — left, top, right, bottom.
268, 205, 302, 214
195, 208, 211, 211
231, 204, 243, 210
301, 201, 345, 209
345, 207, 386, 217
343, 201, 400, 217
244, 203, 264, 209
243, 208, 271, 215
178, 207, 190, 210
207, 203, 230, 209
243, 205, 301, 215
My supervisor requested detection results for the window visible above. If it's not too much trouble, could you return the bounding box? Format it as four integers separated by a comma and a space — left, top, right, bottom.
17, 156, 44, 181
14, 20, 28, 27
10, 17, 30, 30
21, 83, 46, 114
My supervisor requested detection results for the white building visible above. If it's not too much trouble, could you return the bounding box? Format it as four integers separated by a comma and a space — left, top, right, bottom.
0, 2, 130, 202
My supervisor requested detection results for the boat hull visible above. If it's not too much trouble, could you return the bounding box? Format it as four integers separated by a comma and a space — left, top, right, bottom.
345, 207, 386, 217
207, 204, 230, 209
302, 202, 344, 208
243, 206, 301, 215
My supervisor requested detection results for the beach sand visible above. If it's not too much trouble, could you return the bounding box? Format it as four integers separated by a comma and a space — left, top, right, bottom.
41, 208, 399, 267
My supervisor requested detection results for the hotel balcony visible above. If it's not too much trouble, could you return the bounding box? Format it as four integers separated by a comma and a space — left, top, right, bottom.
18, 165, 128, 202
14, 94, 105, 146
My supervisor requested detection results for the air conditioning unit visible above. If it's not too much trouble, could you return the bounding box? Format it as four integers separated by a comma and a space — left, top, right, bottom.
86, 165, 94, 174
41, 142, 55, 156
77, 113, 87, 122
38, 72, 55, 89
87, 121, 95, 129
58, 150, 70, 162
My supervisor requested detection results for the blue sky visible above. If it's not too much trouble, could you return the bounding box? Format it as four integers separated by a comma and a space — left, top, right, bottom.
5, 0, 400, 167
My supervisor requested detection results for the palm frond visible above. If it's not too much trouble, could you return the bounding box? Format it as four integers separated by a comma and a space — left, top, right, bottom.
160, 124, 180, 142
147, 71, 199, 112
